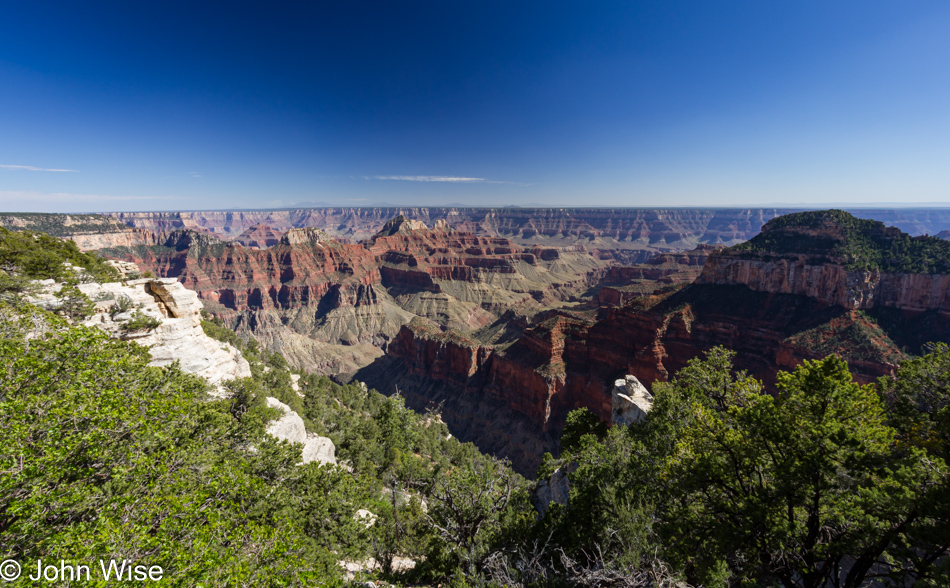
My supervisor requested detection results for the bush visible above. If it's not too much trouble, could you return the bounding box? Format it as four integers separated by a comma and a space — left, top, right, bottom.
109, 294, 134, 316
121, 309, 161, 332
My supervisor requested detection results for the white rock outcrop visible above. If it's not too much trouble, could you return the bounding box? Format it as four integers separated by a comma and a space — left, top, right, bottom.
265, 397, 308, 444
70, 278, 251, 391
612, 375, 654, 426
265, 397, 337, 466
104, 259, 142, 278
533, 461, 578, 517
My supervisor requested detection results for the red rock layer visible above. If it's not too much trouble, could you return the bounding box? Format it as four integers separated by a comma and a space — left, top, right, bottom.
595, 245, 721, 306
107, 221, 591, 318
700, 255, 950, 314
385, 280, 912, 453
234, 224, 285, 249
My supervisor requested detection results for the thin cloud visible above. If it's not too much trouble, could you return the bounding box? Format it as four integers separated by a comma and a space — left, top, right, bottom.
1, 164, 78, 172
365, 175, 531, 186
189, 172, 202, 178
368, 175, 485, 182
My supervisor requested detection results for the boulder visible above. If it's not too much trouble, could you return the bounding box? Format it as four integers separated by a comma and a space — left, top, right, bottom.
105, 259, 141, 278
302, 434, 337, 465
265, 397, 307, 444
147, 278, 203, 320
612, 375, 653, 426
265, 397, 338, 465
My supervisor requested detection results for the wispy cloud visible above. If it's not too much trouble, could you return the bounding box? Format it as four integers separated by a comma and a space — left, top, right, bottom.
367, 175, 485, 182
1, 164, 78, 172
189, 171, 202, 178
365, 175, 531, 186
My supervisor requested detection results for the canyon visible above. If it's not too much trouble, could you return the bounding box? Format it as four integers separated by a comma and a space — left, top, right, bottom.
9, 208, 950, 475
90, 206, 950, 248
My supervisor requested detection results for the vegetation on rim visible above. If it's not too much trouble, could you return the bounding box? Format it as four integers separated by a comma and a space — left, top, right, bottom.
731, 209, 950, 274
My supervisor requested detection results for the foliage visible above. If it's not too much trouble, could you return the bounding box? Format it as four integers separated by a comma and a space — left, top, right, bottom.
55, 284, 96, 321
525, 347, 950, 588
560, 407, 608, 453
200, 311, 532, 584
0, 303, 355, 586
732, 209, 950, 273
424, 457, 516, 579
121, 309, 162, 332
0, 212, 128, 237
0, 226, 120, 285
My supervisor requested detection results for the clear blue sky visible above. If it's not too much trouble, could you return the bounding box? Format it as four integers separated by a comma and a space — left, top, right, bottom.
1, 1, 948, 212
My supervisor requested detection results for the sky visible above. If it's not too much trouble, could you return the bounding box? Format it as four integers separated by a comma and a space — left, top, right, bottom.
1, 1, 949, 212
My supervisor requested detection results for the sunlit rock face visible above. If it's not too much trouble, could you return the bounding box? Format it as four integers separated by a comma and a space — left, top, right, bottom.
63, 276, 252, 392
611, 375, 653, 426
100, 218, 609, 377
264, 397, 337, 466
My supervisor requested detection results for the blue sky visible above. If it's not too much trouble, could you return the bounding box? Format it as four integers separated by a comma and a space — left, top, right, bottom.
1, 1, 949, 212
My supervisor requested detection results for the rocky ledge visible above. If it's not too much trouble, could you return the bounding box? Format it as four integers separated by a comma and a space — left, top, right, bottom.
30, 274, 252, 392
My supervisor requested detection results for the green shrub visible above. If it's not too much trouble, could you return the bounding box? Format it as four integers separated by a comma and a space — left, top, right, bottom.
109, 293, 134, 316
121, 309, 161, 332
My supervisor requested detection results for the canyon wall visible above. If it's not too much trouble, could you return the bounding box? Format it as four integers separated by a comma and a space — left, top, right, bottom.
100, 219, 610, 377
699, 256, 950, 313
100, 207, 950, 246
356, 213, 950, 474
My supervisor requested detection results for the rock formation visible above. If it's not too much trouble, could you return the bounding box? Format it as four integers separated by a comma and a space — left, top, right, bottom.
234, 224, 285, 248
99, 219, 608, 375
72, 277, 251, 390
357, 212, 950, 473
595, 245, 720, 306
264, 397, 337, 465
611, 376, 653, 426
105, 259, 143, 278
698, 210, 950, 313
699, 256, 950, 313
532, 462, 578, 516
95, 207, 950, 248
31, 208, 949, 477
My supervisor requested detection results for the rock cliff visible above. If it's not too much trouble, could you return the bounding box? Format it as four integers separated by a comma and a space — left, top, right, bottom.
76, 277, 251, 390
595, 245, 719, 306
699, 256, 950, 313
234, 224, 285, 248
96, 207, 950, 249
356, 212, 950, 473
698, 210, 950, 313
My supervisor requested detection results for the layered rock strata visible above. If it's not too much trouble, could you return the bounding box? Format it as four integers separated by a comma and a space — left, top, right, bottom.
595, 245, 720, 306
96, 207, 950, 249
101, 218, 608, 374
699, 256, 950, 313
360, 215, 950, 473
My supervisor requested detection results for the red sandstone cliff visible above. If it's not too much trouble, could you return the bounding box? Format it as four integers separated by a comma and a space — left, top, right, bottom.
698, 255, 950, 313
234, 224, 285, 249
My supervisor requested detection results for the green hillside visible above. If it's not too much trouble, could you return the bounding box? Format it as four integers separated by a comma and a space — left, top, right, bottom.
732, 209, 950, 273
